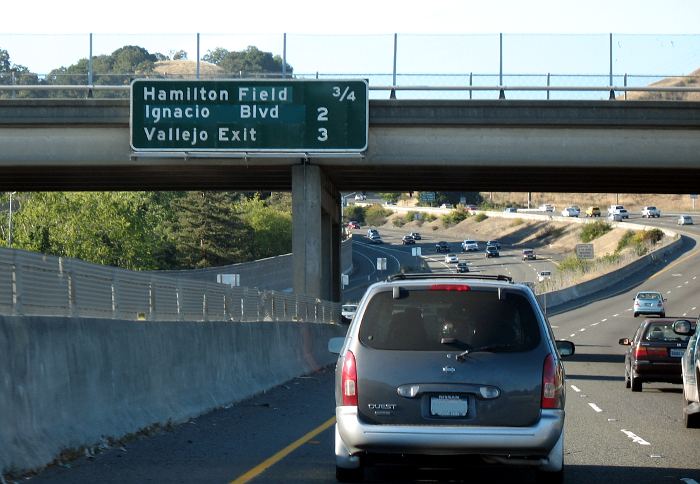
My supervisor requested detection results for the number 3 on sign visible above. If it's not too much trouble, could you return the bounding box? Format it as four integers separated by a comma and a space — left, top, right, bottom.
317, 128, 328, 142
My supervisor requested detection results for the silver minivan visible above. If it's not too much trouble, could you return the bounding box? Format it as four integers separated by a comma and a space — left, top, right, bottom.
329, 273, 575, 482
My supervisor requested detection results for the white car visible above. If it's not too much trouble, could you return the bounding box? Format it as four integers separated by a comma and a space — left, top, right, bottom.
641, 206, 660, 218
444, 253, 459, 264
561, 207, 579, 217
678, 215, 694, 225
539, 204, 555, 212
607, 204, 625, 215
461, 240, 479, 252
354, 193, 366, 201
341, 303, 358, 323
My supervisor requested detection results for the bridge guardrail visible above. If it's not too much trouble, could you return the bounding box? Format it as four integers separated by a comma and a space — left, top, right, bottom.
0, 248, 341, 324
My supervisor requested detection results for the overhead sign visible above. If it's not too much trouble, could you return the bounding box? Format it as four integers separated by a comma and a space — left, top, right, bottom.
130, 79, 368, 152
575, 243, 595, 260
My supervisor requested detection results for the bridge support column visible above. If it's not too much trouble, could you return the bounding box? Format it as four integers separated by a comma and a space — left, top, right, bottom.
292, 164, 341, 301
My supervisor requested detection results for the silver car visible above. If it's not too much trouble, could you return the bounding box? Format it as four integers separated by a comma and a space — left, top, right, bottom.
674, 320, 700, 428
632, 291, 666, 318
329, 273, 575, 482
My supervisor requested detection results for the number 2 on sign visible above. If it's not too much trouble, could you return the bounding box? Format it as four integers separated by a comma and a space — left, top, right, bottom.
332, 86, 356, 102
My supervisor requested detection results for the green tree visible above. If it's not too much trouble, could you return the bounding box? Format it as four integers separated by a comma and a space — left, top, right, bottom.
236, 196, 292, 259
168, 191, 250, 268
0, 48, 40, 98
203, 46, 292, 76
10, 192, 170, 269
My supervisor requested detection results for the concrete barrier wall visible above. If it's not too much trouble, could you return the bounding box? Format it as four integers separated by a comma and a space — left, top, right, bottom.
151, 238, 354, 291
0, 316, 346, 475
541, 235, 685, 311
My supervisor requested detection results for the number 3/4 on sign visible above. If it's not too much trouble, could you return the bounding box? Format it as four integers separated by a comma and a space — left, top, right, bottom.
333, 86, 356, 101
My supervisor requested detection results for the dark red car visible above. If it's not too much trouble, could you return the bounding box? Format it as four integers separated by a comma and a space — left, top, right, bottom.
619, 318, 696, 392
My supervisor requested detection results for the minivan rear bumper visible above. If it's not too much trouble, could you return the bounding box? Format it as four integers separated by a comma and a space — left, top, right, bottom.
336, 406, 564, 460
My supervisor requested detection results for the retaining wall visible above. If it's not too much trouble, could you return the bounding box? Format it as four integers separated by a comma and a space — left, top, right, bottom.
0, 317, 346, 475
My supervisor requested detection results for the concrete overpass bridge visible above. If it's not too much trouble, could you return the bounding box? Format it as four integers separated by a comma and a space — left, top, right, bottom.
2, 99, 700, 300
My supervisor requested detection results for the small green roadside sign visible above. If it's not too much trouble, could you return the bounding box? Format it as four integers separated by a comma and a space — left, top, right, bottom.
130, 79, 368, 153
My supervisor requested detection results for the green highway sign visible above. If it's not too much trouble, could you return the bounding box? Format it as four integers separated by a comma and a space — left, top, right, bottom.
130, 79, 368, 153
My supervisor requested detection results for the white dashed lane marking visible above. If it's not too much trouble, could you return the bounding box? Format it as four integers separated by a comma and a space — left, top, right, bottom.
570, 333, 576, 338
621, 429, 651, 446
570, 385, 581, 393
591, 322, 599, 326
601, 318, 607, 322
579, 328, 586, 332
613, 313, 620, 317
588, 403, 603, 413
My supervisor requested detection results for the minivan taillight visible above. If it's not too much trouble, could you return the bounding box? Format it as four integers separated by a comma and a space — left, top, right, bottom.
541, 354, 563, 409
341, 350, 358, 406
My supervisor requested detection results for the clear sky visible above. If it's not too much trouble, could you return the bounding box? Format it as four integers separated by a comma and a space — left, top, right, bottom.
2, 0, 699, 83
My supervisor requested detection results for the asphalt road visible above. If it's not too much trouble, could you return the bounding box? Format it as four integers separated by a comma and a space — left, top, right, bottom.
26, 215, 700, 484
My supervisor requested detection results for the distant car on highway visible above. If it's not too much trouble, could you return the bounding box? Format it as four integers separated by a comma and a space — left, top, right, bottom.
619, 318, 694, 392
444, 253, 459, 264
486, 240, 501, 250
440, 203, 453, 209
402, 235, 416, 245
522, 249, 536, 260
678, 215, 694, 225
560, 207, 579, 217
367, 228, 379, 237
504, 207, 518, 213
585, 206, 601, 217
633, 291, 666, 318
456, 261, 469, 272
485, 245, 500, 258
539, 204, 555, 212
461, 240, 479, 252
641, 206, 661, 218
607, 204, 625, 215
341, 303, 358, 324
673, 320, 700, 427
409, 232, 422, 240
354, 193, 366, 201
435, 241, 450, 253
347, 221, 360, 229
464, 204, 479, 213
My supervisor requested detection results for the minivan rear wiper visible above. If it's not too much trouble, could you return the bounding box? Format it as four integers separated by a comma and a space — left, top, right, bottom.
456, 344, 516, 361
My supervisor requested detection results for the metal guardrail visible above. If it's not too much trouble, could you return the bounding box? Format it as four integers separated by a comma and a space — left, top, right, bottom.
1, 83, 700, 98
0, 248, 341, 324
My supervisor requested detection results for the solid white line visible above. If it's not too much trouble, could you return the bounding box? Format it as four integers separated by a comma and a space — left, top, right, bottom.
570, 385, 581, 393
621, 429, 651, 446
588, 403, 603, 413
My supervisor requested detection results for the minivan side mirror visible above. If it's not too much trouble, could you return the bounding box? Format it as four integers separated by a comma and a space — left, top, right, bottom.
556, 340, 575, 357
328, 337, 345, 354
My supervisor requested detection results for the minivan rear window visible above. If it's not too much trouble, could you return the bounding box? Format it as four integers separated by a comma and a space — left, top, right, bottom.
358, 289, 541, 352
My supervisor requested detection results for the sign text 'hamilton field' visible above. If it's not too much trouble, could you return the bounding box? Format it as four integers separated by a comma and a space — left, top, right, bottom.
130, 79, 368, 152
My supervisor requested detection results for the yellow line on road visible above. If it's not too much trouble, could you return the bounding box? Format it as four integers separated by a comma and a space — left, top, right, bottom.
230, 416, 336, 484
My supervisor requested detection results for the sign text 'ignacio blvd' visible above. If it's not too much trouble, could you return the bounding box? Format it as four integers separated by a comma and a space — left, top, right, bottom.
130, 79, 368, 152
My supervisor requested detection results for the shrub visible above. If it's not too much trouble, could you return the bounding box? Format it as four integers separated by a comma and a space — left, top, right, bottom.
510, 218, 524, 227
343, 205, 365, 224
424, 213, 437, 222
474, 213, 488, 222
580, 220, 612, 243
616, 230, 635, 252
365, 204, 391, 226
559, 255, 590, 274
441, 207, 470, 227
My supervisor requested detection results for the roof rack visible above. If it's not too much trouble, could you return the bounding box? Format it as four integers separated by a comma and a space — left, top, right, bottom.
386, 273, 513, 283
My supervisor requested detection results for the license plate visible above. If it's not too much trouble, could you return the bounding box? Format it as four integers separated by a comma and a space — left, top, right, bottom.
430, 395, 468, 417
670, 348, 685, 358
645, 303, 652, 307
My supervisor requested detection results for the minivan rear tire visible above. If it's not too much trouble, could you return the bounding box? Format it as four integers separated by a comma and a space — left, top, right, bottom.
336, 465, 364, 482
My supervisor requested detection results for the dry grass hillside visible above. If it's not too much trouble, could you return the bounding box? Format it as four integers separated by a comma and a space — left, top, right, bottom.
153, 60, 224, 78
623, 67, 700, 101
